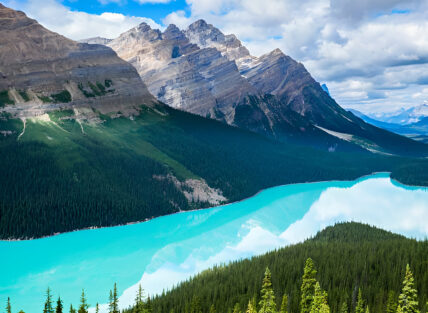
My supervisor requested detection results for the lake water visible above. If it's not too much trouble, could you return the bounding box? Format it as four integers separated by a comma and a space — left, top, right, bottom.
1, 173, 427, 313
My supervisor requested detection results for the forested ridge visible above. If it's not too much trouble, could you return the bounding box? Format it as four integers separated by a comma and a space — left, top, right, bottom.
4, 223, 427, 313
1, 106, 428, 239
145, 223, 428, 313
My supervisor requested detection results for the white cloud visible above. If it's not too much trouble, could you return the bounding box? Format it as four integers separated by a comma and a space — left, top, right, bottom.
164, 0, 428, 113
3, 0, 162, 40
281, 176, 428, 243
4, 0, 428, 113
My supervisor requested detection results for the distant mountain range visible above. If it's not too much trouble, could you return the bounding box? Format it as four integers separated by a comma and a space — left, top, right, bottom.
350, 107, 428, 143
369, 104, 428, 125
82, 20, 427, 156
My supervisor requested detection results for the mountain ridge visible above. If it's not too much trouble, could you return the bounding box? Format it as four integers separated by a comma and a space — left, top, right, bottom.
0, 3, 155, 118
83, 19, 428, 156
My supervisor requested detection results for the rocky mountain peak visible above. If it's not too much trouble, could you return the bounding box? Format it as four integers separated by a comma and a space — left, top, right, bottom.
270, 48, 285, 56
0, 3, 155, 118
186, 19, 227, 46
185, 19, 250, 62
136, 22, 151, 31
163, 23, 187, 41
131, 22, 161, 42
188, 19, 209, 31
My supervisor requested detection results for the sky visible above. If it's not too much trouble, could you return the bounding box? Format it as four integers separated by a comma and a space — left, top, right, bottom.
3, 0, 428, 114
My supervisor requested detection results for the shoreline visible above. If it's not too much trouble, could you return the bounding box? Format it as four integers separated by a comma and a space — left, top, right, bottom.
2, 171, 422, 242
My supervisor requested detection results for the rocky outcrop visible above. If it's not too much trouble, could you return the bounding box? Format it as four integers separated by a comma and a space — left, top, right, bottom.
0, 3, 155, 118
107, 23, 255, 119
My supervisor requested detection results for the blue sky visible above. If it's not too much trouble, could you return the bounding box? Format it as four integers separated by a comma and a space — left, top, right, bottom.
4, 0, 428, 114
61, 0, 189, 24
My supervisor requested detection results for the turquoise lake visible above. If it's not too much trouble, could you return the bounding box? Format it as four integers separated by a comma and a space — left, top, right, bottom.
1, 173, 427, 313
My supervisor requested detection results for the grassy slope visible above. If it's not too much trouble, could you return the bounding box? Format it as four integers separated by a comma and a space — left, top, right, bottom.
0, 106, 426, 238
147, 222, 428, 313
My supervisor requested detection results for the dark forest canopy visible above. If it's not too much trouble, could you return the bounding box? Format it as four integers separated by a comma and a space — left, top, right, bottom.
1, 106, 428, 239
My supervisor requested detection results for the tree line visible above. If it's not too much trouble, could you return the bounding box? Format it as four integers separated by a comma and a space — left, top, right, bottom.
4, 259, 426, 313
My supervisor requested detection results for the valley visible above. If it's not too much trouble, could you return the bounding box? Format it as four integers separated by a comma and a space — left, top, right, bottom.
1, 175, 427, 313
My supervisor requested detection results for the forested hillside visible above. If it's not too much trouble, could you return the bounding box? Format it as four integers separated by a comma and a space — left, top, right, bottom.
6, 223, 427, 313
1, 105, 428, 239
145, 223, 428, 313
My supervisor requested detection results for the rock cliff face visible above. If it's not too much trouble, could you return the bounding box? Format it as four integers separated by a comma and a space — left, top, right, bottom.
107, 23, 254, 119
184, 20, 363, 133
103, 21, 339, 145
0, 4, 155, 118
81, 18, 428, 155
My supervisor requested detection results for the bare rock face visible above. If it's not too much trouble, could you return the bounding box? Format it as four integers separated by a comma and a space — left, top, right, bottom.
0, 4, 155, 118
184, 19, 252, 65
108, 23, 255, 119
95, 18, 427, 154
183, 20, 366, 133
104, 20, 346, 144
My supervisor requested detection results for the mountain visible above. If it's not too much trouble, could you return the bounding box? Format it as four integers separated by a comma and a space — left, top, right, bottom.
0, 4, 408, 239
1, 4, 428, 239
142, 222, 428, 313
370, 103, 428, 125
351, 109, 428, 143
103, 23, 339, 150
91, 20, 428, 156
0, 3, 154, 117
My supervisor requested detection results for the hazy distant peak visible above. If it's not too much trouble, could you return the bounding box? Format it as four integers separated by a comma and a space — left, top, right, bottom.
80, 36, 112, 45
187, 19, 209, 30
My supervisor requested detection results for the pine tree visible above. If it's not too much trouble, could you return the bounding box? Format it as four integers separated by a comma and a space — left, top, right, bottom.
6, 297, 11, 313
320, 303, 330, 313
134, 285, 145, 313
78, 289, 89, 313
386, 291, 398, 313
259, 267, 277, 313
109, 290, 114, 313
95, 304, 99, 313
44, 288, 54, 313
310, 282, 329, 313
232, 303, 241, 313
55, 297, 63, 313
301, 258, 317, 313
280, 294, 288, 313
189, 296, 202, 313
146, 296, 152, 313
355, 289, 365, 313
365, 306, 370, 313
112, 284, 119, 313
397, 264, 419, 313
246, 300, 257, 313
69, 305, 76, 313
340, 301, 348, 313
210, 304, 217, 313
